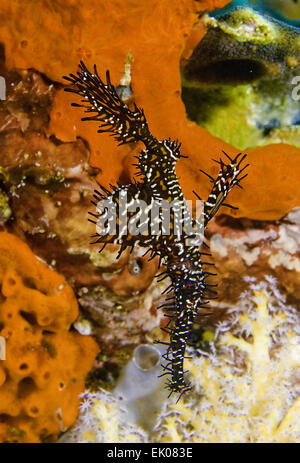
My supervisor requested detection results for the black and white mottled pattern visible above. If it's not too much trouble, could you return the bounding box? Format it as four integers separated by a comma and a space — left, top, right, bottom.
64, 61, 249, 399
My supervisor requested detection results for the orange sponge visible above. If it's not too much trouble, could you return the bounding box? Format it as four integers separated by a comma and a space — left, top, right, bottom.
0, 232, 98, 443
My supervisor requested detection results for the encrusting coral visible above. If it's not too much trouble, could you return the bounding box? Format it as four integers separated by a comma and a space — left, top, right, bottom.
0, 232, 98, 443
60, 278, 300, 443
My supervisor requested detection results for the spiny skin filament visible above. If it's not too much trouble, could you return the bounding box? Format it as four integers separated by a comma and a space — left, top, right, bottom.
64, 61, 248, 399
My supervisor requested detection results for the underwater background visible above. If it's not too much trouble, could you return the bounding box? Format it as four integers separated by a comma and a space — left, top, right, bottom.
0, 0, 299, 443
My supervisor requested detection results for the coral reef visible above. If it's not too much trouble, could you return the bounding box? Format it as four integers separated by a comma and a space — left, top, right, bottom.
61, 279, 300, 443
0, 0, 299, 443
0, 0, 299, 219
0, 232, 98, 443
